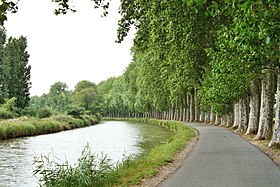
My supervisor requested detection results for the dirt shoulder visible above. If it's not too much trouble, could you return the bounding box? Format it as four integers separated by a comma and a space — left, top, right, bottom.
230, 129, 280, 167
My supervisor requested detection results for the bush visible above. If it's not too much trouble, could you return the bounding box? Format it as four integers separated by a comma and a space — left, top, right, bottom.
37, 108, 53, 118
0, 108, 16, 119
67, 106, 85, 118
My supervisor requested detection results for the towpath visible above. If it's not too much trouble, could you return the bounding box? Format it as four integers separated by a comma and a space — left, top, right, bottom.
159, 122, 280, 187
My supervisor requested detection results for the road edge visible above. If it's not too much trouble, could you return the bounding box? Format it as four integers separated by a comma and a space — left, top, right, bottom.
133, 125, 199, 187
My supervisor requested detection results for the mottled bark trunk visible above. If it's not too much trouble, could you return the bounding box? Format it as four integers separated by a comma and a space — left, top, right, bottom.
255, 70, 274, 140
246, 79, 261, 135
209, 110, 215, 124
167, 109, 171, 120
205, 111, 210, 123
194, 89, 200, 122
189, 92, 195, 122
172, 108, 175, 120
185, 94, 190, 122
182, 108, 186, 121
220, 115, 227, 126
178, 108, 182, 121
226, 110, 234, 127
173, 108, 178, 121
200, 112, 205, 122
176, 108, 179, 120
236, 98, 249, 132
214, 115, 221, 126
269, 68, 280, 147
232, 102, 240, 128
180, 107, 184, 121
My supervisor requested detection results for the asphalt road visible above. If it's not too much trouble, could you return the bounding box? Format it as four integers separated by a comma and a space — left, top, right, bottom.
159, 122, 280, 187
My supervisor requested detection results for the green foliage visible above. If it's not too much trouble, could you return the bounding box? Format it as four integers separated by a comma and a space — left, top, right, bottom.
27, 82, 73, 115
72, 80, 102, 115
0, 115, 99, 140
48, 82, 72, 112
2, 97, 17, 111
37, 107, 53, 119
1, 36, 31, 108
33, 145, 115, 187
0, 107, 16, 119
73, 80, 97, 94
0, 1, 18, 25
0, 97, 18, 119
66, 105, 85, 117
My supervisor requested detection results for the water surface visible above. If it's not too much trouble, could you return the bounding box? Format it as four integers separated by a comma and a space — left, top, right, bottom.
0, 120, 173, 187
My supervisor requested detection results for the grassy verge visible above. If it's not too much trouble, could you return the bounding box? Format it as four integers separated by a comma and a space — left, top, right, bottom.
0, 114, 99, 140
109, 118, 194, 186
34, 118, 195, 186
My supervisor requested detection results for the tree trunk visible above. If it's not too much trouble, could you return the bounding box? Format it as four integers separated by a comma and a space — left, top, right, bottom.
232, 102, 240, 128
209, 110, 215, 124
236, 98, 249, 132
220, 115, 227, 126
255, 70, 274, 140
246, 78, 261, 135
226, 110, 234, 127
269, 68, 280, 147
189, 92, 195, 122
194, 89, 200, 122
214, 115, 221, 125
200, 112, 205, 122
185, 94, 190, 122
205, 111, 210, 123
182, 108, 186, 121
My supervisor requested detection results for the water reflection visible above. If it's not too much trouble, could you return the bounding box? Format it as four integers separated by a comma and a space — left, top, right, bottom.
0, 121, 173, 187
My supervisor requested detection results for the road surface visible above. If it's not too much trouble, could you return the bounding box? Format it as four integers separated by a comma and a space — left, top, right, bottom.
159, 122, 280, 187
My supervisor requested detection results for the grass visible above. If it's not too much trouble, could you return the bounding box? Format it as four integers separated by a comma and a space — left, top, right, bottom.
110, 119, 194, 186
34, 118, 195, 187
0, 114, 99, 140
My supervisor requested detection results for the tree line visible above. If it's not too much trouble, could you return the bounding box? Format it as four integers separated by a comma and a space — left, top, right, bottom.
28, 80, 103, 118
97, 0, 279, 148
1, 1, 279, 147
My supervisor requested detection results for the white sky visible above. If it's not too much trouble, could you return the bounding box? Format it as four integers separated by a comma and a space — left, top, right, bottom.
4, 0, 134, 96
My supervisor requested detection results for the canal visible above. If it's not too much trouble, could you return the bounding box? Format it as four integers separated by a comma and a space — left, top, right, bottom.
0, 120, 174, 186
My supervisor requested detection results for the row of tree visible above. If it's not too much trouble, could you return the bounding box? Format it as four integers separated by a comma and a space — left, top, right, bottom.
0, 26, 31, 109
1, 1, 278, 146
98, 0, 279, 147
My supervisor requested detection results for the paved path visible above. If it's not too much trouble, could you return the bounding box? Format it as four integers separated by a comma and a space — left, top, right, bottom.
159, 122, 280, 187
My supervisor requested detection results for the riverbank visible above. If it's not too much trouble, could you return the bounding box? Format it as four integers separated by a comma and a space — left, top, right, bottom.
0, 114, 99, 140
35, 118, 196, 186
109, 118, 196, 186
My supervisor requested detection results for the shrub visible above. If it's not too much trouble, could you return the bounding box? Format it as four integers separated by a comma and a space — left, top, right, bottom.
37, 108, 53, 118
0, 108, 16, 119
67, 106, 85, 118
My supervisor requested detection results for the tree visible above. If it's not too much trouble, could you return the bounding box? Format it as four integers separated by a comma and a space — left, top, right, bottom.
73, 80, 101, 115
73, 80, 97, 94
2, 36, 31, 108
0, 26, 7, 103
47, 81, 72, 112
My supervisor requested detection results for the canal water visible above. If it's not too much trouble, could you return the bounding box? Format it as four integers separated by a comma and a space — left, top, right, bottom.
0, 120, 174, 187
